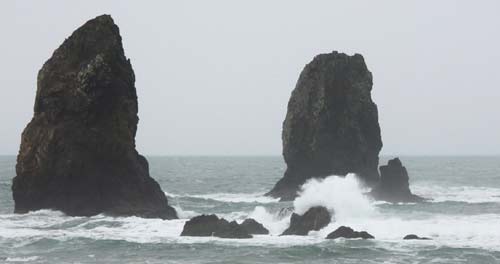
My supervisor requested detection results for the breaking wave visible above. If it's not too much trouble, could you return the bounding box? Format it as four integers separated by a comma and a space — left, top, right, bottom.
293, 173, 375, 219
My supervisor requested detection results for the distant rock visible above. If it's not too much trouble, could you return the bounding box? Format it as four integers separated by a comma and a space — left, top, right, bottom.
267, 51, 382, 201
403, 234, 431, 240
240, 218, 269, 235
281, 206, 331, 236
181, 215, 252, 239
326, 226, 374, 239
370, 158, 424, 203
11, 15, 177, 219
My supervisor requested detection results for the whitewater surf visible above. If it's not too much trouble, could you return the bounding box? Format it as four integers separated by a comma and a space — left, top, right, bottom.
1, 156, 500, 263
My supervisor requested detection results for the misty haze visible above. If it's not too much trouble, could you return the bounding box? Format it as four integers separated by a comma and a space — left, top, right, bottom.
0, 1, 499, 264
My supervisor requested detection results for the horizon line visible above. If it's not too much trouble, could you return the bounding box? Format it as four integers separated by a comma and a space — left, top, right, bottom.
1, 153, 499, 157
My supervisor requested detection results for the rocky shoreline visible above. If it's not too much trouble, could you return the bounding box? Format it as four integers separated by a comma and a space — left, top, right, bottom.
12, 15, 423, 226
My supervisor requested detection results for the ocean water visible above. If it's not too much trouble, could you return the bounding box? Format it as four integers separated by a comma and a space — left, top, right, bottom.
1, 155, 500, 264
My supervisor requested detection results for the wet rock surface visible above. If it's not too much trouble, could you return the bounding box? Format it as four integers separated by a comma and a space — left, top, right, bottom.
240, 218, 269, 235
370, 158, 425, 203
181, 215, 252, 239
267, 51, 382, 201
11, 15, 177, 219
281, 206, 331, 236
326, 226, 374, 239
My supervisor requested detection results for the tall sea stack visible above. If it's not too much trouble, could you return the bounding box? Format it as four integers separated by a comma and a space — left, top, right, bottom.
267, 51, 382, 201
12, 15, 177, 219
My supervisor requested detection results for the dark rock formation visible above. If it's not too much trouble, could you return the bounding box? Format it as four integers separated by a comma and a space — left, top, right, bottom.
281, 206, 331, 236
240, 218, 269, 234
403, 234, 431, 240
267, 51, 382, 200
214, 221, 252, 239
326, 226, 374, 239
11, 15, 177, 219
370, 158, 424, 203
180, 215, 252, 239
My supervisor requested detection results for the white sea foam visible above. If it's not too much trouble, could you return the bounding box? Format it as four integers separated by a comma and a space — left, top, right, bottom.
412, 184, 500, 203
5, 256, 39, 262
288, 176, 500, 250
1, 207, 500, 250
171, 205, 198, 219
294, 174, 375, 220
165, 191, 279, 204
244, 206, 290, 235
2, 177, 500, 251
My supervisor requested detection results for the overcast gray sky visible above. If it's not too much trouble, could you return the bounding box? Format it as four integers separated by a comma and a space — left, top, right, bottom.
1, 1, 499, 156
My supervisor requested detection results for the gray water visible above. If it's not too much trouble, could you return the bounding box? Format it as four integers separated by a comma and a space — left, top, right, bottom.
1, 156, 500, 263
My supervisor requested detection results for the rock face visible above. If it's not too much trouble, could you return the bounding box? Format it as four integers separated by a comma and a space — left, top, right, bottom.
403, 234, 431, 240
240, 218, 269, 234
370, 158, 424, 203
180, 215, 252, 239
281, 206, 331, 236
267, 51, 382, 200
11, 15, 177, 219
326, 226, 374, 239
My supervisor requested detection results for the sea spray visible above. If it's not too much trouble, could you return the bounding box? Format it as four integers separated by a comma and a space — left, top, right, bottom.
2, 156, 500, 262
171, 205, 198, 219
246, 206, 291, 235
293, 174, 375, 221
242, 174, 377, 236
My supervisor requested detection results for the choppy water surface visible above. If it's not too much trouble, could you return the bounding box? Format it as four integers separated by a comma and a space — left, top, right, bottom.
1, 156, 499, 263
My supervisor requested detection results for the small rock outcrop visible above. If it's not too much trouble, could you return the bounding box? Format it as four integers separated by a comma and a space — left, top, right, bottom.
370, 158, 424, 203
181, 215, 252, 239
11, 15, 177, 219
267, 51, 382, 201
281, 206, 331, 236
326, 226, 374, 239
403, 234, 431, 240
240, 218, 269, 235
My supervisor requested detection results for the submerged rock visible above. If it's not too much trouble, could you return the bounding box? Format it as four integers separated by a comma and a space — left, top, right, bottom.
181, 215, 252, 239
326, 226, 374, 239
281, 206, 331, 236
11, 15, 177, 219
240, 218, 269, 234
267, 51, 382, 201
403, 234, 431, 240
370, 158, 424, 203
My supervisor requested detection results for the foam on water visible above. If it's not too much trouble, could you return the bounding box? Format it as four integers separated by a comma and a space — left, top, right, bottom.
5, 256, 39, 262
290, 176, 500, 250
171, 205, 198, 219
165, 191, 279, 204
1, 206, 500, 251
412, 184, 500, 203
293, 174, 375, 220
239, 175, 500, 250
1, 173, 500, 254
244, 206, 290, 235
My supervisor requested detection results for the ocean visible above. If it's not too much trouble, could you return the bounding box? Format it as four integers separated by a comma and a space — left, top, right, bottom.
1, 156, 499, 263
